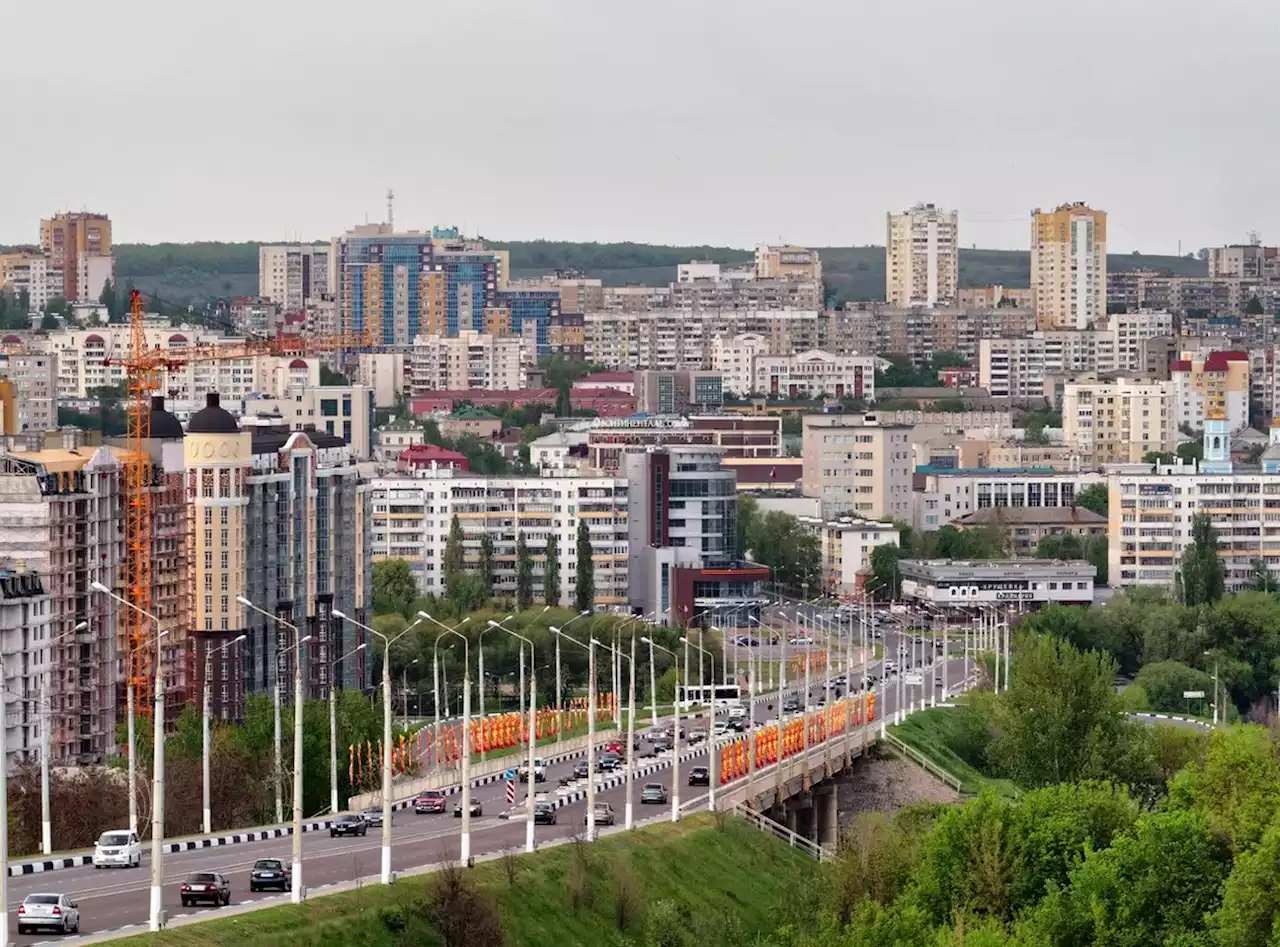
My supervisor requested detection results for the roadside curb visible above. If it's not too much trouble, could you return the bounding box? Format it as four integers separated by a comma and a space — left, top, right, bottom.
1128, 712, 1213, 729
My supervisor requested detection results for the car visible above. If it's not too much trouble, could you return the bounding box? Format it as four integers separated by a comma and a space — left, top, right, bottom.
361, 807, 385, 827
586, 801, 615, 825
727, 704, 747, 718
518, 758, 548, 783
572, 759, 591, 778
93, 828, 141, 869
727, 716, 747, 732
17, 894, 80, 935
533, 802, 558, 825
688, 766, 710, 786
641, 782, 668, 804
413, 790, 448, 814
180, 871, 232, 908
686, 728, 706, 744
712, 722, 730, 737
604, 741, 625, 755
330, 813, 367, 837
650, 736, 672, 753
249, 858, 291, 892
454, 798, 483, 818
782, 697, 801, 713
597, 752, 621, 772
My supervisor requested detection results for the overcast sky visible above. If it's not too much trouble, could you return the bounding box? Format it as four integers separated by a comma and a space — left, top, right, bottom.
4, 0, 1275, 253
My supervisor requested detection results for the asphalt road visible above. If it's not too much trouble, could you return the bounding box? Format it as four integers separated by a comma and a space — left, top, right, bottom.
7, 656, 973, 942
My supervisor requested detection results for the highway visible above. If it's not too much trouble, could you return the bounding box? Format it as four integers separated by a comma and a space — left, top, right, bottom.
6, 647, 971, 943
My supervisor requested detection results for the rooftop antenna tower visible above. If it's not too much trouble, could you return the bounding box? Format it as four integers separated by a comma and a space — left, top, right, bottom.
1249, 229, 1261, 246
387, 188, 395, 231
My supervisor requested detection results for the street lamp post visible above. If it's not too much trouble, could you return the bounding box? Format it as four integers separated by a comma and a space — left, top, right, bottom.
36, 621, 86, 855
239, 596, 313, 904
643, 637, 680, 823
202, 634, 246, 835
89, 581, 170, 932
490, 621, 537, 853
549, 610, 590, 743
681, 636, 716, 811
596, 633, 638, 829
401, 658, 420, 732
415, 613, 474, 864
329, 642, 367, 816
476, 614, 513, 761
553, 626, 599, 836
431, 617, 470, 770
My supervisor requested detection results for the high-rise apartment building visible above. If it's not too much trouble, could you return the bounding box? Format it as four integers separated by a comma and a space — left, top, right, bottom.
710, 335, 875, 400
258, 245, 331, 310
368, 468, 629, 604
408, 331, 531, 395
801, 416, 913, 520
754, 245, 823, 283
886, 203, 959, 307
0, 353, 57, 431
1207, 243, 1279, 279
624, 446, 767, 627
1030, 203, 1107, 330
1170, 351, 1250, 434
0, 568, 52, 770
1061, 377, 1176, 466
40, 212, 112, 303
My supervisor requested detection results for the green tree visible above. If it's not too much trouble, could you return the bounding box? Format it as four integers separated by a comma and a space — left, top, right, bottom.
443, 515, 467, 603
1247, 294, 1265, 315
1075, 483, 1109, 517
1177, 438, 1205, 463
319, 364, 348, 386
1167, 725, 1280, 853
1249, 558, 1279, 593
478, 533, 495, 592
1177, 513, 1225, 606
1210, 812, 1280, 947
1130, 660, 1214, 716
543, 532, 561, 606
515, 533, 534, 612
747, 510, 824, 596
575, 519, 595, 612
869, 544, 902, 599
737, 493, 759, 559
39, 312, 58, 330
555, 381, 572, 416
989, 635, 1124, 787
372, 558, 417, 617
1144, 450, 1177, 465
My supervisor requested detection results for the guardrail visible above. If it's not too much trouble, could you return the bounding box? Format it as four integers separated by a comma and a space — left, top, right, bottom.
733, 803, 828, 862
882, 731, 963, 793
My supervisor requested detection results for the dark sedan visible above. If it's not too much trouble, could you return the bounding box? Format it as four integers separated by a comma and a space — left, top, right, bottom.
572, 759, 591, 779
641, 783, 668, 804
688, 766, 710, 787
533, 802, 557, 825
330, 814, 367, 837
249, 858, 291, 893
180, 872, 231, 907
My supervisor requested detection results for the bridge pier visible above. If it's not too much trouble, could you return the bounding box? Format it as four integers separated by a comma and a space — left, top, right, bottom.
814, 784, 838, 849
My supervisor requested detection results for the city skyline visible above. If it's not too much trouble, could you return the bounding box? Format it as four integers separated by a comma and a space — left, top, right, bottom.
6, 0, 1276, 252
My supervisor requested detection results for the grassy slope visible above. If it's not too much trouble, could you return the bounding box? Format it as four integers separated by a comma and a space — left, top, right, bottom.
108, 814, 815, 947
890, 706, 1019, 798
113, 240, 1208, 306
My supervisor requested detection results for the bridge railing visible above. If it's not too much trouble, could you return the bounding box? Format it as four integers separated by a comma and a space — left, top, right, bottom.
882, 731, 963, 793
733, 803, 828, 862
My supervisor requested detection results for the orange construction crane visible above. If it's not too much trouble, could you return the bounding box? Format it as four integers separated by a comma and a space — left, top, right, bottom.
111, 290, 369, 709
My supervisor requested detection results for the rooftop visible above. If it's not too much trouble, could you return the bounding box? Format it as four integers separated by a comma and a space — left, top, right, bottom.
956, 507, 1107, 527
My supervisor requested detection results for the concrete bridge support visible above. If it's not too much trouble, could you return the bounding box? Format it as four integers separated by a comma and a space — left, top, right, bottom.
814, 783, 839, 849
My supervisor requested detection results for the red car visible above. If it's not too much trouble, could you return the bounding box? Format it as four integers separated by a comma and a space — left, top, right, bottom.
413, 790, 447, 814
605, 742, 624, 755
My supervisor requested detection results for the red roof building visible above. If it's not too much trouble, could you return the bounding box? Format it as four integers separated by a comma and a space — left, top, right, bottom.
397, 444, 469, 473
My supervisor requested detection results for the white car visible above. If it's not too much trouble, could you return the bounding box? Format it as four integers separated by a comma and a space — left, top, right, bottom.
18, 893, 80, 936
712, 722, 730, 737
93, 829, 141, 869
727, 705, 747, 718
518, 758, 547, 783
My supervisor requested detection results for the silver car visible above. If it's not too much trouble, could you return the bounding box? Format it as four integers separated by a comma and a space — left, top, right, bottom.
18, 893, 80, 936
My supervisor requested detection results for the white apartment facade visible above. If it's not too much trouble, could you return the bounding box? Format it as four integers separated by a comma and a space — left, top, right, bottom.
1061, 378, 1177, 466
585, 310, 824, 370
0, 353, 57, 431
801, 416, 913, 520
354, 352, 405, 408
1031, 203, 1108, 330
886, 203, 959, 307
258, 244, 331, 310
912, 468, 1106, 531
710, 335, 876, 400
409, 331, 530, 394
368, 469, 629, 605
4, 257, 62, 311
798, 516, 900, 594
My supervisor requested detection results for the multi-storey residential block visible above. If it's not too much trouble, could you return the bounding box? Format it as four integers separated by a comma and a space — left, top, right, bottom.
957, 285, 1034, 308
1207, 243, 1279, 279
229, 385, 375, 459
353, 352, 405, 409
797, 516, 899, 595
668, 276, 822, 312
258, 244, 331, 310
0, 568, 53, 770
886, 203, 959, 307
0, 352, 57, 431
711, 334, 875, 400
408, 331, 530, 395
584, 309, 825, 370
835, 306, 1038, 366
754, 245, 823, 283
802, 416, 913, 520
625, 446, 767, 627
1170, 351, 1249, 433
635, 370, 724, 413
2, 255, 62, 311
1031, 203, 1107, 329
912, 466, 1105, 531
586, 415, 781, 473
40, 212, 112, 303
368, 468, 628, 604
1061, 377, 1176, 465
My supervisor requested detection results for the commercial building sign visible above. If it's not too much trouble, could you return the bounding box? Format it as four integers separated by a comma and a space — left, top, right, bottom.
779, 252, 812, 264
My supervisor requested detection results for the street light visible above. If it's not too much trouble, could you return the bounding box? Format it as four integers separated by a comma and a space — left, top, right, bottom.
401, 658, 420, 732
416, 613, 474, 864
553, 626, 599, 838
490, 621, 537, 853
680, 636, 717, 812
431, 616, 470, 769
549, 610, 590, 743
478, 614, 515, 760
90, 580, 170, 933
239, 595, 311, 904
329, 642, 367, 815
594, 633, 638, 829
34, 621, 86, 855
202, 634, 246, 835
642, 636, 681, 823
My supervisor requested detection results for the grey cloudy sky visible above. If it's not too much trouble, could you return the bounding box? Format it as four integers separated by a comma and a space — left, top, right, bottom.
4, 0, 1275, 252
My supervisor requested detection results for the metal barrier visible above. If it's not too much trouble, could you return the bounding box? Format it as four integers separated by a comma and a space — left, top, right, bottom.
733, 804, 827, 862
882, 731, 963, 793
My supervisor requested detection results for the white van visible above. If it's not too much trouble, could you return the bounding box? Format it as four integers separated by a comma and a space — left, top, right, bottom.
93, 829, 141, 869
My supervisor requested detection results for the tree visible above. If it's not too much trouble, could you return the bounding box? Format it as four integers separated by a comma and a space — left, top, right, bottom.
988, 635, 1125, 787
443, 515, 466, 598
1177, 513, 1225, 606
575, 519, 595, 612
1177, 438, 1205, 463
1144, 450, 1177, 465
515, 534, 534, 612
869, 544, 902, 599
1130, 660, 1214, 715
320, 365, 348, 386
1247, 294, 1265, 315
543, 532, 561, 606
1167, 725, 1280, 854
555, 381, 572, 417
1249, 558, 1279, 593
746, 510, 823, 596
1210, 813, 1280, 947
1074, 483, 1109, 517
39, 312, 58, 330
372, 558, 418, 617
737, 493, 759, 559
478, 534, 495, 593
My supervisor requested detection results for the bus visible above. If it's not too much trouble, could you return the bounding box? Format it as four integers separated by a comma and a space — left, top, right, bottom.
679, 684, 742, 709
